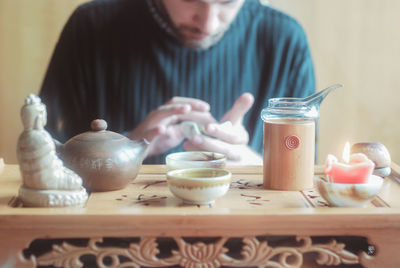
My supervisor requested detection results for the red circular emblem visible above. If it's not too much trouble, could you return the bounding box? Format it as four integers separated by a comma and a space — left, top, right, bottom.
285, 135, 300, 150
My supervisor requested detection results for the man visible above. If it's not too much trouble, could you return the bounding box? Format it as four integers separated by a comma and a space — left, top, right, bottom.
40, 0, 315, 164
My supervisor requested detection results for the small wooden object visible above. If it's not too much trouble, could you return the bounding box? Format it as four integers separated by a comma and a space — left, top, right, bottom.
351, 142, 391, 177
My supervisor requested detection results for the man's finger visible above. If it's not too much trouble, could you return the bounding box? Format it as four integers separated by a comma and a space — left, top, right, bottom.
220, 93, 254, 124
178, 111, 217, 125
166, 97, 210, 112
148, 103, 191, 124
143, 125, 166, 142
204, 123, 248, 144
183, 135, 241, 160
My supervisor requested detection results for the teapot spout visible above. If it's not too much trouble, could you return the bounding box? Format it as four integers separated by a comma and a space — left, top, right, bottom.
141, 138, 150, 160
303, 84, 343, 110
133, 138, 150, 162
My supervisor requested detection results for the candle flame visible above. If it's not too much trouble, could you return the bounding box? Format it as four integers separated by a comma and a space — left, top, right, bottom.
342, 142, 350, 163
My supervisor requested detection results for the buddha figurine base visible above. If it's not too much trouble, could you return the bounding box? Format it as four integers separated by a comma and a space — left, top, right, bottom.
19, 186, 88, 207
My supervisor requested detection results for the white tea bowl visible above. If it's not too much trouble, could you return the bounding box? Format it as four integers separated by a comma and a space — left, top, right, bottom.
315, 175, 384, 207
166, 168, 231, 205
166, 151, 226, 171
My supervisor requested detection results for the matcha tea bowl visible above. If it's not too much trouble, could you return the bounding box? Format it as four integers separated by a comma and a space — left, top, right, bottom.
166, 168, 232, 205
166, 151, 226, 170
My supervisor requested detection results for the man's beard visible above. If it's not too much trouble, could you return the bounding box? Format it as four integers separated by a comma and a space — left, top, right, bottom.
175, 25, 228, 50
147, 0, 230, 50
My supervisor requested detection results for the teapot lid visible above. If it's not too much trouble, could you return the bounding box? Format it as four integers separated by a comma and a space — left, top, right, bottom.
71, 119, 127, 142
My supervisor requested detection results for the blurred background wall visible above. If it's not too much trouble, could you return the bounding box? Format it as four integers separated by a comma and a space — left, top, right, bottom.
0, 0, 87, 163
0, 0, 399, 165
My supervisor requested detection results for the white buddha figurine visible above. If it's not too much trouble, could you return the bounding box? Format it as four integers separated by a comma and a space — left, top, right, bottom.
17, 94, 88, 207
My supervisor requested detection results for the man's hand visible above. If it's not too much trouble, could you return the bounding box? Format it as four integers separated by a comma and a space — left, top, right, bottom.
127, 97, 216, 157
183, 93, 262, 164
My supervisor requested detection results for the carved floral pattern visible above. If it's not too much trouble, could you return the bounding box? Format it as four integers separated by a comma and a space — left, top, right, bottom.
171, 237, 229, 268
18, 236, 370, 268
23, 238, 174, 268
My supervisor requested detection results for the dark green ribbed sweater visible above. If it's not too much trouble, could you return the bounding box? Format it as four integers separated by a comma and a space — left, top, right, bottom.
40, 0, 315, 164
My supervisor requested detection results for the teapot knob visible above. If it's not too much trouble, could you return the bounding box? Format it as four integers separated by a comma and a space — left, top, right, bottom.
91, 119, 107, 131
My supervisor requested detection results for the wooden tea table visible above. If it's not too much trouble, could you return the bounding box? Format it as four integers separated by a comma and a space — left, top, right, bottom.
1, 163, 400, 268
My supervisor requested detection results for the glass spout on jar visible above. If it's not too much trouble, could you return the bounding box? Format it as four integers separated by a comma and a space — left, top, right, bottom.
261, 84, 342, 191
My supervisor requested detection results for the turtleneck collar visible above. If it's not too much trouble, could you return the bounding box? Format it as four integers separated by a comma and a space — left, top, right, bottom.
146, 0, 178, 40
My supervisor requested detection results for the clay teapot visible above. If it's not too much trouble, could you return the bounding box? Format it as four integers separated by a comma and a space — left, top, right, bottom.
55, 119, 149, 192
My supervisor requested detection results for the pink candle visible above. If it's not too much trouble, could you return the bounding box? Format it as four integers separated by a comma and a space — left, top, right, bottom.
324, 143, 375, 184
